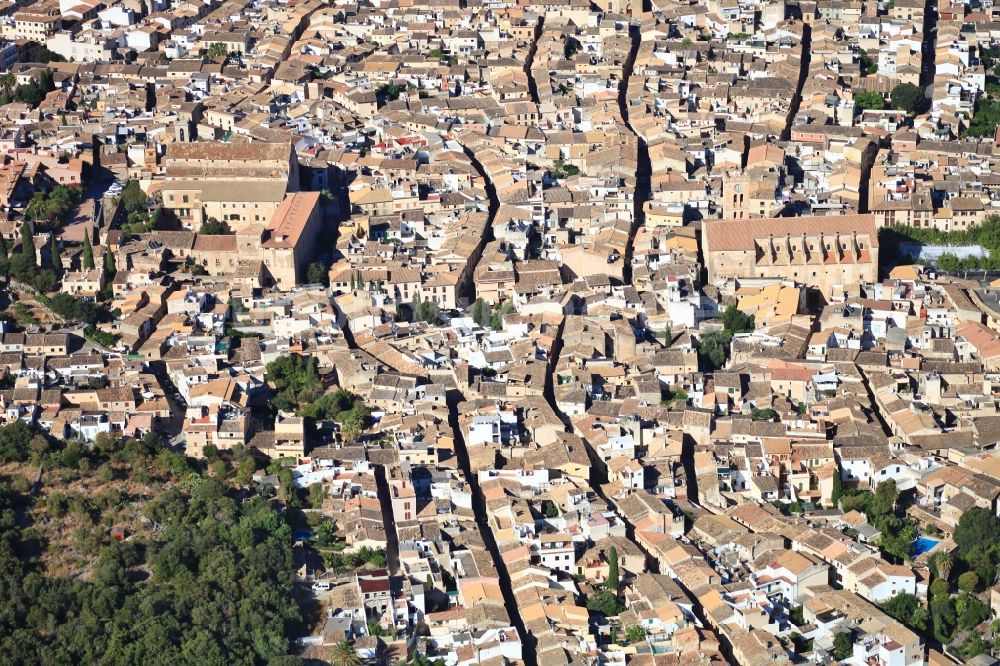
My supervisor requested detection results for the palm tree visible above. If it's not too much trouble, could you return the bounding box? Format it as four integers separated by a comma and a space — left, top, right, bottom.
933, 551, 953, 581
330, 639, 360, 666
375, 640, 400, 666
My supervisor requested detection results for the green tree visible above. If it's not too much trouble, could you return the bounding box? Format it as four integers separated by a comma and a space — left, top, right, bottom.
871, 479, 897, 517
300, 388, 356, 421
266, 354, 322, 413
49, 235, 62, 275
329, 639, 360, 666
721, 304, 755, 333
953, 507, 1000, 557
856, 50, 877, 75
199, 217, 231, 234
843, 491, 873, 513
832, 469, 844, 508
119, 180, 148, 213
471, 298, 491, 326
931, 550, 952, 581
19, 221, 34, 260
585, 590, 621, 617
307, 482, 326, 509
375, 83, 403, 104
960, 634, 989, 660
26, 185, 78, 229
34, 47, 66, 63
881, 593, 928, 632
411, 291, 422, 322
963, 93, 1000, 139
625, 625, 645, 644
491, 300, 515, 331
877, 514, 917, 562
336, 404, 369, 442
103, 249, 116, 277
854, 89, 885, 112
958, 571, 979, 593
890, 83, 926, 115
929, 577, 950, 599
931, 595, 957, 643
235, 454, 256, 486
0, 474, 303, 664
0, 421, 36, 462
956, 592, 990, 630
306, 262, 328, 287
964, 546, 997, 588
46, 292, 98, 323
607, 546, 619, 591
832, 632, 853, 660
936, 253, 961, 272
698, 330, 731, 370
314, 519, 338, 546
82, 232, 95, 270
418, 299, 439, 324
205, 42, 228, 59
6, 68, 54, 107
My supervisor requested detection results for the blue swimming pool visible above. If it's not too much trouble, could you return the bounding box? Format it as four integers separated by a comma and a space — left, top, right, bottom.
912, 536, 940, 557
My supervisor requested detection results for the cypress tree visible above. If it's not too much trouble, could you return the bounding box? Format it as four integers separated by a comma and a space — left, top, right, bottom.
19, 221, 33, 260
49, 235, 62, 274
82, 233, 94, 270
0, 233, 8, 277
608, 546, 620, 591
104, 249, 116, 277
411, 291, 422, 322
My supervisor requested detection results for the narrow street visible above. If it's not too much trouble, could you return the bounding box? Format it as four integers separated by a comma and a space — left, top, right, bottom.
446, 390, 538, 666
542, 328, 661, 573
374, 465, 402, 575
783, 23, 812, 142
524, 15, 544, 106
456, 143, 499, 304
448, 140, 537, 663
919, 0, 937, 90
618, 21, 650, 286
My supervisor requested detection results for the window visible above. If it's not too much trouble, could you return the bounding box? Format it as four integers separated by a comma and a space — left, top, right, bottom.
182, 195, 189, 203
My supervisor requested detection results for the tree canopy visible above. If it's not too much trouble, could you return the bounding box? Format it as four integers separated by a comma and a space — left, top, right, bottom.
881, 593, 928, 633
954, 507, 1000, 556
0, 69, 55, 107
854, 89, 885, 112
266, 354, 322, 413
119, 181, 150, 214
26, 185, 80, 229
721, 305, 755, 334
890, 83, 926, 115
586, 590, 622, 617
199, 218, 232, 235
698, 306, 756, 370
0, 472, 304, 665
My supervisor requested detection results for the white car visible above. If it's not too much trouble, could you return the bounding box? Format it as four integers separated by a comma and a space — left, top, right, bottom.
311, 581, 331, 591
